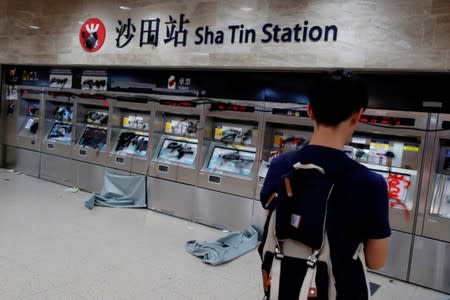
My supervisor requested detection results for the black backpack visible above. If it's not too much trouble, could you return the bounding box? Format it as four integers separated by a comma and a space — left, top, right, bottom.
259, 162, 370, 300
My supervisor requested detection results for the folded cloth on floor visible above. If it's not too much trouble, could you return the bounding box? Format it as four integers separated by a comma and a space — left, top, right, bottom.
85, 172, 146, 209
185, 225, 259, 266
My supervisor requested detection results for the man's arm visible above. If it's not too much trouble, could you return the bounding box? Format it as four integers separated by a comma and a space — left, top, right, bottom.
362, 172, 391, 270
365, 237, 389, 269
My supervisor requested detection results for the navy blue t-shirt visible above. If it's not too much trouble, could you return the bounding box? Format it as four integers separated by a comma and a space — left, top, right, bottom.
260, 145, 391, 299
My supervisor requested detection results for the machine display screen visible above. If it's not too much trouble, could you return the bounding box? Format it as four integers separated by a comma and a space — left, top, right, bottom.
22, 118, 39, 135
114, 131, 148, 157
86, 111, 108, 125
207, 146, 256, 177
430, 173, 450, 219
79, 126, 107, 150
122, 115, 148, 130
165, 119, 198, 136
53, 106, 73, 123
28, 103, 40, 117
157, 138, 197, 165
47, 122, 72, 143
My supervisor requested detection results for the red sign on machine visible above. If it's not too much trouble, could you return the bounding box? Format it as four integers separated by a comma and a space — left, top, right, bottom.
386, 173, 412, 213
79, 18, 106, 52
374, 171, 413, 220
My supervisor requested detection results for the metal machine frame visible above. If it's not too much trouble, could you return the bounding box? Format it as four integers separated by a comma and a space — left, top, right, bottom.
107, 96, 153, 175
148, 95, 205, 220
15, 86, 43, 152
71, 94, 111, 193
252, 102, 313, 235
39, 88, 76, 186
4, 86, 43, 177
41, 89, 75, 158
409, 113, 450, 293
2, 85, 19, 148
350, 109, 428, 280
195, 99, 264, 230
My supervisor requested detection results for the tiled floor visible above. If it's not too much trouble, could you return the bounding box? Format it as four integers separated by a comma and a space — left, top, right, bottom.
0, 168, 448, 300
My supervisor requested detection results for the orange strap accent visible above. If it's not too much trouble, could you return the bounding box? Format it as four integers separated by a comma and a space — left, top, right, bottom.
262, 271, 271, 292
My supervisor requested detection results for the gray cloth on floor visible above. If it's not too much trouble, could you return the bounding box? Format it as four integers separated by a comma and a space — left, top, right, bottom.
85, 172, 146, 209
186, 225, 259, 266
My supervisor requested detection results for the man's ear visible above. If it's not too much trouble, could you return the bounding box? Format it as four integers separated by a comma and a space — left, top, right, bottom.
307, 104, 315, 120
350, 108, 364, 125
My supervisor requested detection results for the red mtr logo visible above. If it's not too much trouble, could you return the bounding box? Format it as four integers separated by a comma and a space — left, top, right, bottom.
79, 18, 106, 52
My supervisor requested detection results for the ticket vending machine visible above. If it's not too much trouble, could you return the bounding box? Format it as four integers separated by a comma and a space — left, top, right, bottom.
148, 98, 203, 220
107, 97, 152, 175
39, 90, 75, 186
72, 96, 110, 193
347, 109, 428, 280
196, 100, 263, 230
252, 103, 313, 235
4, 86, 42, 177
3, 85, 19, 149
410, 113, 450, 293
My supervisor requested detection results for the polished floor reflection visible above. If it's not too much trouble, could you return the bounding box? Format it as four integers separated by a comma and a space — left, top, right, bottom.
0, 169, 447, 300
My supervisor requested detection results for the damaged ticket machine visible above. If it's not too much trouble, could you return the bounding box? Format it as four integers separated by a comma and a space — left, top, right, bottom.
4, 86, 42, 177
196, 100, 263, 230
71, 95, 110, 193
107, 96, 152, 175
347, 109, 427, 280
39, 89, 76, 185
148, 97, 203, 219
252, 102, 313, 234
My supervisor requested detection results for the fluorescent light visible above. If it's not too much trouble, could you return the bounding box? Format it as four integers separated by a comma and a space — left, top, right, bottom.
29, 25, 40, 29
119, 5, 130, 10
240, 7, 253, 11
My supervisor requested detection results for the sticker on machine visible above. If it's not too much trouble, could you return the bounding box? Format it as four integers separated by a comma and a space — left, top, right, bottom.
49, 69, 72, 89
81, 70, 108, 91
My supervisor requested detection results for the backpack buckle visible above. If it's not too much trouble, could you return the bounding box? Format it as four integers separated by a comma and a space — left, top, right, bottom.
275, 246, 284, 260
307, 250, 319, 268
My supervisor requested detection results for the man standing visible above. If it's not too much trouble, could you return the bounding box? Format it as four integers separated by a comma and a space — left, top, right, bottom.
260, 69, 390, 299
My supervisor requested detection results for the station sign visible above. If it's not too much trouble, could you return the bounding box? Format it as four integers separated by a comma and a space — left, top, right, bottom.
79, 14, 338, 52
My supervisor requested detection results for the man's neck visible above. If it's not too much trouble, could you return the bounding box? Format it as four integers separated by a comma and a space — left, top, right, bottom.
308, 125, 348, 150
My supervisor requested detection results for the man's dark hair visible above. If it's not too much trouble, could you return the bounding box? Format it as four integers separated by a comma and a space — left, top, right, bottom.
307, 69, 368, 126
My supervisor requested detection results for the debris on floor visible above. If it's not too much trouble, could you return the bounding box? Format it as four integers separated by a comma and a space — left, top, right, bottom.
64, 187, 80, 193
186, 225, 258, 265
